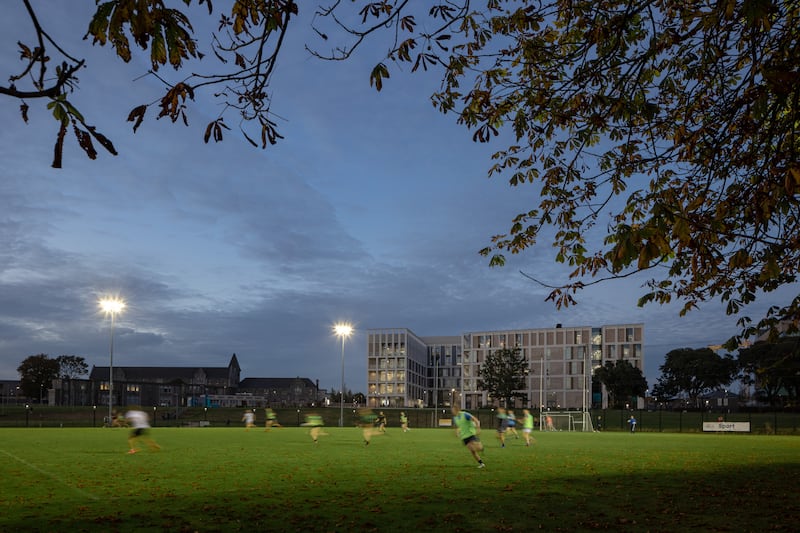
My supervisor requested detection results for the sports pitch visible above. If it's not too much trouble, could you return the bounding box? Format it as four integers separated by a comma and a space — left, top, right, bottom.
1, 427, 798, 531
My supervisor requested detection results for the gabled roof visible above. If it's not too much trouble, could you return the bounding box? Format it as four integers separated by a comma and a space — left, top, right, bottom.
239, 377, 316, 389
90, 366, 228, 383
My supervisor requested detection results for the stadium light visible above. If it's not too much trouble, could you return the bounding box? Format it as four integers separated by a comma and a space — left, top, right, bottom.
333, 323, 353, 427
99, 296, 126, 426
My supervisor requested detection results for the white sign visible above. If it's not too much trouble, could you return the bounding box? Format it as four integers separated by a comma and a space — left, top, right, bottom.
702, 421, 750, 432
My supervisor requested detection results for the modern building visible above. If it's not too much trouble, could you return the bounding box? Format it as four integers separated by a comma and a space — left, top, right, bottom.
366, 324, 644, 411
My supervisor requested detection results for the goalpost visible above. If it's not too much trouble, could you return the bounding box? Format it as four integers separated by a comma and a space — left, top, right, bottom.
540, 411, 594, 432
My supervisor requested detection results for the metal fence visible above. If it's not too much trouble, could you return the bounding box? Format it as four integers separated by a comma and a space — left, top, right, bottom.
1, 405, 798, 434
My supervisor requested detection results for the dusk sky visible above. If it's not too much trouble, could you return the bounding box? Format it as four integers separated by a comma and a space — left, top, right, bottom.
0, 3, 790, 393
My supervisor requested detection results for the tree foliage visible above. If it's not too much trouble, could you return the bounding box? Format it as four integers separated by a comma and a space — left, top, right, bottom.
593, 359, 648, 409
4, 0, 295, 167
55, 354, 89, 379
4, 1, 799, 339
738, 337, 800, 406
16, 353, 60, 400
653, 347, 738, 405
478, 347, 528, 407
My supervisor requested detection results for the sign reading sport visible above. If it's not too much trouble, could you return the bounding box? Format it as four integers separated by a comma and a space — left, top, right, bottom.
702, 421, 751, 432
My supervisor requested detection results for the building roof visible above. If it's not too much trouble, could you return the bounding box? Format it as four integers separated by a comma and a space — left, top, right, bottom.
88, 353, 240, 383
239, 377, 317, 390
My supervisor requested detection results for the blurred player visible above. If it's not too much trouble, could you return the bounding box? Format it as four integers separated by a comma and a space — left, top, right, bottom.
375, 411, 387, 433
521, 409, 536, 446
400, 411, 409, 432
452, 405, 485, 468
242, 409, 255, 431
264, 408, 281, 431
357, 408, 379, 445
303, 413, 327, 443
125, 408, 160, 454
495, 407, 508, 447
507, 410, 519, 439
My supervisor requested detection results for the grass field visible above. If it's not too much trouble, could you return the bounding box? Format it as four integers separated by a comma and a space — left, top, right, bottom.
1, 426, 798, 532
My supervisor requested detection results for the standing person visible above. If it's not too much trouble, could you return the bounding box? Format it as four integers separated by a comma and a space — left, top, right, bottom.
264, 408, 281, 431
521, 409, 536, 447
628, 415, 637, 433
242, 409, 255, 431
303, 413, 327, 443
125, 408, 160, 454
507, 410, 519, 439
495, 407, 509, 448
358, 408, 379, 445
400, 411, 409, 432
452, 405, 485, 468
546, 414, 556, 431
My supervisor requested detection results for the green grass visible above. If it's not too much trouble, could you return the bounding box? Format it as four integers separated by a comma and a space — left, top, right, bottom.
1, 427, 798, 532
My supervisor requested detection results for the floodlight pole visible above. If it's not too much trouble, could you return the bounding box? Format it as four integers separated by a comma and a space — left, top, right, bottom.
108, 310, 116, 425
334, 323, 353, 427
339, 334, 346, 427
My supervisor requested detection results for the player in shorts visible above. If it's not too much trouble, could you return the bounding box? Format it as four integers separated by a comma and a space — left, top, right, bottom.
303, 413, 327, 443
125, 409, 160, 454
358, 408, 380, 445
452, 404, 485, 468
496, 407, 509, 447
521, 409, 536, 446
242, 409, 256, 430
507, 410, 519, 439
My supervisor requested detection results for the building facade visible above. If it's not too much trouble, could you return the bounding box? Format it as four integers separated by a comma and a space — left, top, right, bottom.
84, 353, 242, 409
237, 377, 324, 407
366, 324, 644, 410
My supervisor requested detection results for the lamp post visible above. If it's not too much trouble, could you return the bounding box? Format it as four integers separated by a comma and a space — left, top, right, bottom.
334, 323, 353, 427
99, 297, 126, 427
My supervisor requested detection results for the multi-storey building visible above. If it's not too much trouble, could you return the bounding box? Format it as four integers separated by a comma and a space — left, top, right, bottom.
366, 324, 644, 411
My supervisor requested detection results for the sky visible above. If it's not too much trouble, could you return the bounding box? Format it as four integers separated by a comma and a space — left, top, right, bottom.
0, 2, 789, 393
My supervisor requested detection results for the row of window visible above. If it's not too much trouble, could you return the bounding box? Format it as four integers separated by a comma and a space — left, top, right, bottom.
471, 327, 641, 349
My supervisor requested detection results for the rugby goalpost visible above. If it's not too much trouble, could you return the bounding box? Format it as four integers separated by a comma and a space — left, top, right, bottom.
540, 411, 594, 432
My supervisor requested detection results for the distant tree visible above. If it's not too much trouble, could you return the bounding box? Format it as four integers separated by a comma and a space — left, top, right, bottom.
17, 354, 60, 401
479, 347, 528, 407
4, 2, 799, 340
55, 355, 88, 379
654, 348, 738, 407
738, 337, 800, 407
593, 360, 648, 409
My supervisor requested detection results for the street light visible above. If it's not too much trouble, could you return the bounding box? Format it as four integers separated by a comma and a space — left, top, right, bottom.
99, 296, 126, 427
333, 322, 353, 427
